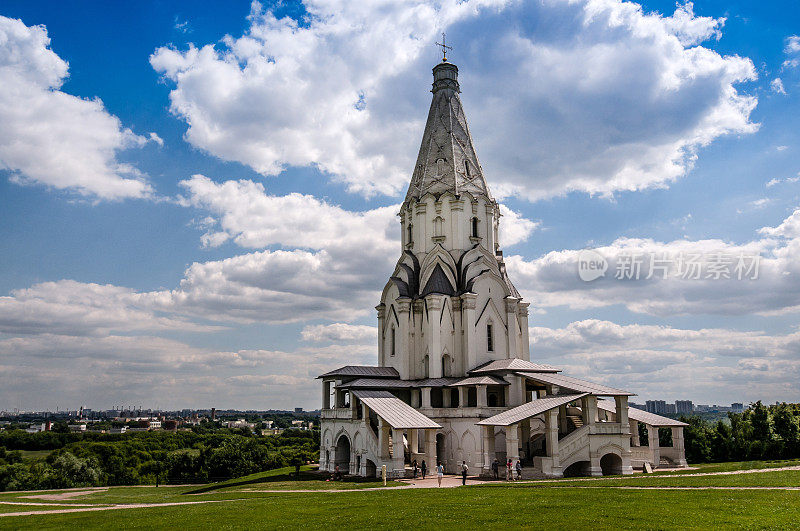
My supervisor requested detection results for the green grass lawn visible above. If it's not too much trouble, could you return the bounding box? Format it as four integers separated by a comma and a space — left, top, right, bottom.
3, 487, 799, 529
2, 463, 800, 529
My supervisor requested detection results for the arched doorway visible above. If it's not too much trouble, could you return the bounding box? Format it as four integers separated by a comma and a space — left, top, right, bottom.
563, 461, 591, 477
334, 434, 351, 472
436, 433, 446, 469
600, 453, 622, 476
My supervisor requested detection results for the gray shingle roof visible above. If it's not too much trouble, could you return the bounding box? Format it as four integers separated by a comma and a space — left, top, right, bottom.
317, 366, 400, 379
450, 375, 508, 386
469, 358, 561, 374
598, 400, 688, 427
352, 390, 441, 429
477, 394, 588, 426
338, 378, 413, 389
516, 372, 634, 397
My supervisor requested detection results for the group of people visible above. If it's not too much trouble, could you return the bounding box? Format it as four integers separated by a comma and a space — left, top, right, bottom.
412, 459, 468, 486
490, 458, 522, 481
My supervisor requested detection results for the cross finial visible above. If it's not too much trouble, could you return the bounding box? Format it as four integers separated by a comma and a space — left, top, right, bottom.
435, 32, 452, 62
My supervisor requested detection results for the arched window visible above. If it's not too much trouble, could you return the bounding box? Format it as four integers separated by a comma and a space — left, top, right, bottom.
390, 327, 396, 357
407, 224, 413, 245
487, 323, 494, 352
441, 353, 452, 377
423, 355, 430, 379
436, 158, 446, 176
465, 160, 470, 177
471, 217, 479, 238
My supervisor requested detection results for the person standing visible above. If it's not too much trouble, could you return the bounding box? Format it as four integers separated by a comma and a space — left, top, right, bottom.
460, 460, 468, 486
412, 459, 418, 479
515, 460, 522, 481
421, 460, 427, 480
492, 458, 499, 480
437, 462, 444, 487
506, 459, 512, 481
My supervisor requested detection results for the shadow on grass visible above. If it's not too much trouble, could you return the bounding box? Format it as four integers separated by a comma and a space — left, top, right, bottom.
184, 468, 380, 495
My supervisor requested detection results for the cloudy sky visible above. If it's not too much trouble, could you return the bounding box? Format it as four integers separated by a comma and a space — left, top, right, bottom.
1, 0, 798, 411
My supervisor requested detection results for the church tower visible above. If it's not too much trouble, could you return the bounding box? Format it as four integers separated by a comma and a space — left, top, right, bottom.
377, 60, 530, 380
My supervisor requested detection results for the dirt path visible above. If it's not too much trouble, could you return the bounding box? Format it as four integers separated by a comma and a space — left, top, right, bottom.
0, 499, 245, 518
23, 489, 109, 501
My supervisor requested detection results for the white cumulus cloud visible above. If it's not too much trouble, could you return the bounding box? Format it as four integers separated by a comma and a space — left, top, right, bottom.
0, 16, 155, 199
151, 0, 757, 201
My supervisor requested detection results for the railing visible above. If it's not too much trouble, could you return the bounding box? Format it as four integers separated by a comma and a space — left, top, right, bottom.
320, 408, 356, 420
558, 425, 590, 461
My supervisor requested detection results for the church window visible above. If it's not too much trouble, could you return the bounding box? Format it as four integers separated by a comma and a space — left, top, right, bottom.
441, 353, 452, 377
390, 327, 396, 357
407, 224, 413, 245
487, 323, 494, 352
471, 217, 479, 238
434, 216, 443, 237
465, 160, 470, 177
437, 158, 446, 176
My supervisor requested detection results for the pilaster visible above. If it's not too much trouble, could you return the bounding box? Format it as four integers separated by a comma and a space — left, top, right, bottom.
461, 293, 478, 371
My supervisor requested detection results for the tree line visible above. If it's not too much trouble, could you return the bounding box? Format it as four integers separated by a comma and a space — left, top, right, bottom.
0, 428, 318, 491
681, 401, 800, 463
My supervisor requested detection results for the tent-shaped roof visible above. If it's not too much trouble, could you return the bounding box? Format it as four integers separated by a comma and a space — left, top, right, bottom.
598, 400, 688, 427
469, 359, 561, 374
477, 394, 588, 426
352, 390, 441, 429
317, 366, 399, 379
517, 372, 634, 397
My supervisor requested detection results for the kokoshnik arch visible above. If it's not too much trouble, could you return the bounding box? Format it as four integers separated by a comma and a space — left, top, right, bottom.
317, 58, 688, 478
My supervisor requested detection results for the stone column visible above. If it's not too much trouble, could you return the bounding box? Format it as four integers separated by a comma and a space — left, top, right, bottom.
545, 409, 560, 470
425, 429, 437, 469
519, 302, 530, 361
411, 389, 421, 408
647, 424, 661, 467
581, 395, 598, 425
409, 429, 419, 457
391, 428, 406, 474
421, 387, 432, 409
376, 303, 386, 365
482, 425, 496, 476
322, 380, 331, 410
508, 374, 525, 407
378, 418, 390, 460
559, 405, 569, 434
477, 385, 488, 408
630, 420, 640, 446
505, 423, 520, 464
461, 293, 478, 370
615, 395, 629, 425
397, 297, 412, 379
672, 426, 687, 466
458, 386, 467, 408
442, 388, 452, 408
505, 298, 519, 358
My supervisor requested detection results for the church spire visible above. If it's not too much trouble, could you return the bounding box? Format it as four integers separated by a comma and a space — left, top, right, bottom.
404, 60, 492, 203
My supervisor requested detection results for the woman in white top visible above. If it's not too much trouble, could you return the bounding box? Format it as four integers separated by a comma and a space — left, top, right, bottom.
436, 462, 444, 487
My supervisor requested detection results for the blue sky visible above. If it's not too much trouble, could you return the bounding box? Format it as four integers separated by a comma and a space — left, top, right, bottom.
1, 0, 799, 411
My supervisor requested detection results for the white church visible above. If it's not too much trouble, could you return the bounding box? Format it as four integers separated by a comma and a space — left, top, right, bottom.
318, 57, 688, 478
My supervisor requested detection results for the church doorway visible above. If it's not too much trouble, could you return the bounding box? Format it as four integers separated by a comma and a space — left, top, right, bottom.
334, 434, 351, 472
436, 433, 446, 469
600, 453, 623, 475
563, 461, 590, 477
